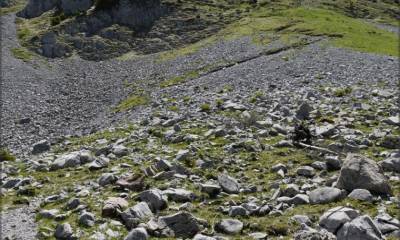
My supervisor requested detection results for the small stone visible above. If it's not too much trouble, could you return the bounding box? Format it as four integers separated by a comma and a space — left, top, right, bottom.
124, 227, 148, 240
228, 206, 249, 217
380, 157, 400, 173
32, 140, 51, 154
272, 163, 287, 173
325, 155, 342, 170
79, 211, 96, 227
116, 174, 146, 191
348, 189, 373, 202
98, 173, 117, 186
309, 187, 345, 204
102, 197, 129, 218
296, 166, 315, 177
218, 174, 240, 194
112, 145, 129, 157
215, 219, 243, 234
66, 198, 80, 210
54, 223, 73, 239
163, 188, 195, 202
248, 232, 268, 239
157, 211, 203, 238
175, 149, 190, 161
291, 215, 312, 226
39, 209, 60, 219
139, 189, 168, 212
200, 183, 221, 197
193, 234, 216, 240
296, 102, 313, 120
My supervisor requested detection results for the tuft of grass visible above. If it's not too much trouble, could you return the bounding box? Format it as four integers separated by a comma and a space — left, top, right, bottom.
11, 47, 33, 61
160, 70, 200, 88
0, 148, 16, 162
113, 94, 150, 112
334, 86, 352, 97
249, 90, 264, 103
168, 105, 179, 112
215, 98, 224, 108
200, 103, 211, 113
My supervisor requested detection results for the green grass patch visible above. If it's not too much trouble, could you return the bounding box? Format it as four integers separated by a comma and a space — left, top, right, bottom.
0, 148, 16, 162
276, 7, 399, 56
11, 47, 33, 61
114, 94, 150, 112
0, 0, 26, 16
16, 11, 53, 47
167, 105, 179, 112
200, 103, 211, 112
333, 86, 353, 97
160, 70, 200, 88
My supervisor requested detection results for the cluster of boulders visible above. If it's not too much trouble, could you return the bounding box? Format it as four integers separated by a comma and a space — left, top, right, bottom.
3, 111, 399, 239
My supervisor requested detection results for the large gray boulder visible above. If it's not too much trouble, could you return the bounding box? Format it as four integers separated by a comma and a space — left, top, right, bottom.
337, 215, 382, 240
319, 206, 359, 233
336, 154, 392, 195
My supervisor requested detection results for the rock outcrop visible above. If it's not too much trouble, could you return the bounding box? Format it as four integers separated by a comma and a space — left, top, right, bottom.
336, 154, 392, 195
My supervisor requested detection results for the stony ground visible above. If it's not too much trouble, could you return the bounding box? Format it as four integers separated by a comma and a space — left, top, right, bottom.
1, 1, 400, 240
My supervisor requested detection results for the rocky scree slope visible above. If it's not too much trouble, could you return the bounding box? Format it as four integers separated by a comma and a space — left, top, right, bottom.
1, 42, 400, 239
1, 0, 400, 240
